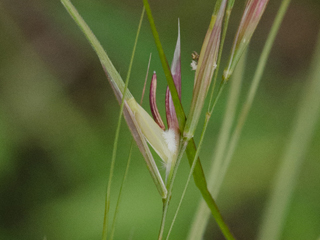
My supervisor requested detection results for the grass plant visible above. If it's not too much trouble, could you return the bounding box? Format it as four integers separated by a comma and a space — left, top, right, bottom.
58, 0, 320, 239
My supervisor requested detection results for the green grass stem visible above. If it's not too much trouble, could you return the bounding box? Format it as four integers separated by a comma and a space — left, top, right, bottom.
157, 139, 189, 240
257, 30, 320, 240
208, 0, 235, 112
109, 46, 151, 240
101, 7, 145, 240
140, 53, 152, 104
109, 144, 133, 240
187, 49, 246, 240
167, 83, 236, 240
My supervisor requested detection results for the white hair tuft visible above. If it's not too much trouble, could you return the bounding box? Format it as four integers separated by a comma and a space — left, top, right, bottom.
162, 129, 177, 154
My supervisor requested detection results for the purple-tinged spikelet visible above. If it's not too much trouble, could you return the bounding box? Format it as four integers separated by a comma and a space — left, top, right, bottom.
224, 0, 269, 80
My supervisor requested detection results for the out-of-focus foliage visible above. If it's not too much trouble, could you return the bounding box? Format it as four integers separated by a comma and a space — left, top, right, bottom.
0, 0, 319, 240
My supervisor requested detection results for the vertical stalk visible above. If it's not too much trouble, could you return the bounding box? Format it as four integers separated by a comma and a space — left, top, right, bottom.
166, 115, 211, 240
109, 144, 133, 240
102, 7, 145, 240
164, 82, 236, 240
158, 140, 189, 240
187, 49, 246, 240
167, 84, 236, 240
257, 30, 320, 240
208, 0, 235, 111
109, 48, 152, 240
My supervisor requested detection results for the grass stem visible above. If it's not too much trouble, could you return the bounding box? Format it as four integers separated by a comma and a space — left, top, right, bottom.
102, 7, 145, 240
164, 81, 237, 240
167, 83, 236, 240
109, 144, 133, 240
187, 49, 246, 240
208, 0, 235, 112
158, 140, 189, 240
257, 29, 320, 240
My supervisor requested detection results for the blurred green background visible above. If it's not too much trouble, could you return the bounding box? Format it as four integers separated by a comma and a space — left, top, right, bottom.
0, 0, 320, 239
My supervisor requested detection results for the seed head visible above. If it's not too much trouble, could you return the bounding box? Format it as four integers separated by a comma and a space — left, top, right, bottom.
224, 0, 269, 80
184, 0, 227, 139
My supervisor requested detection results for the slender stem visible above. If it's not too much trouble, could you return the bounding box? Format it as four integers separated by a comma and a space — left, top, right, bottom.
187, 50, 246, 240
165, 83, 235, 240
165, 115, 210, 240
102, 7, 145, 240
160, 83, 228, 240
109, 41, 152, 240
208, 0, 235, 111
166, 112, 233, 240
109, 143, 133, 240
257, 29, 320, 240
140, 53, 152, 104
210, 80, 226, 116
158, 140, 189, 240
